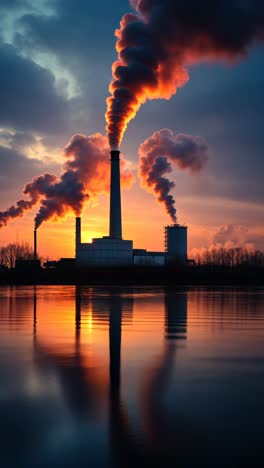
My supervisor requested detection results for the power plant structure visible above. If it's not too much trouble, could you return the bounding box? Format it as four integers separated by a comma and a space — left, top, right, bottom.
165, 225, 187, 264
76, 150, 134, 267
75, 149, 188, 268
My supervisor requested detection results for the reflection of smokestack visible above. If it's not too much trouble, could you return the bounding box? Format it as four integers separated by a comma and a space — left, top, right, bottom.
109, 151, 122, 239
165, 293, 187, 341
109, 298, 122, 396
34, 229, 37, 261
75, 285, 81, 347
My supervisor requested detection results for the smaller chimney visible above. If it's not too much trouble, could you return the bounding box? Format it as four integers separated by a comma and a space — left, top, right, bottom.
34, 229, 37, 261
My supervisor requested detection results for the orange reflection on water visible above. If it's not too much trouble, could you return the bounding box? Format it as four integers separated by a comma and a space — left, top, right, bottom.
0, 286, 263, 468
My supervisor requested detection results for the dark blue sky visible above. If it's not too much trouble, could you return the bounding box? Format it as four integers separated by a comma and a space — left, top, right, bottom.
0, 0, 263, 254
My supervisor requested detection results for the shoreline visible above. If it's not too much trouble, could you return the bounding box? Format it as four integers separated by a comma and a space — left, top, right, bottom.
0, 266, 263, 286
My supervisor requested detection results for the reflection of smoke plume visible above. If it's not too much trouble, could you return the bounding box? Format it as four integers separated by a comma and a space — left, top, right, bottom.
0, 133, 134, 230
139, 129, 208, 222
106, 0, 264, 149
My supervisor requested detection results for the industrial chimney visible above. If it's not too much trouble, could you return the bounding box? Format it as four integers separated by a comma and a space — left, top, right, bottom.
34, 229, 37, 261
75, 217, 81, 257
109, 150, 122, 239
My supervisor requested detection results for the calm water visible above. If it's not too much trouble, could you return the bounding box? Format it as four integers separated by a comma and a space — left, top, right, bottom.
0, 286, 263, 468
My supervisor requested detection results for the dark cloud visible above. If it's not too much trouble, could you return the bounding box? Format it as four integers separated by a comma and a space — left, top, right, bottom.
12, 1, 131, 135
17, 0, 128, 60
0, 129, 38, 151
0, 0, 27, 8
0, 145, 46, 192
15, 0, 130, 95
106, 0, 264, 148
0, 42, 70, 134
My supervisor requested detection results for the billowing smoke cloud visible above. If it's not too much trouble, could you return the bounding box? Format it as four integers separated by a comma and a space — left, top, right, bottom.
139, 129, 208, 222
106, 0, 264, 149
0, 133, 134, 230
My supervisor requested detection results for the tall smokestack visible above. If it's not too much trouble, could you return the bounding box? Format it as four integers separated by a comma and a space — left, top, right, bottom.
109, 150, 122, 239
34, 229, 37, 261
76, 217, 81, 254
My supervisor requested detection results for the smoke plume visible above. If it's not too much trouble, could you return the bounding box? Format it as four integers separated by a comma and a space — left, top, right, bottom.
0, 133, 134, 230
0, 198, 37, 229
139, 129, 208, 222
106, 0, 264, 149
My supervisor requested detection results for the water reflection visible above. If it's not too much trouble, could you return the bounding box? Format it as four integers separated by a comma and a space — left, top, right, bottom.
119, 293, 208, 467
34, 288, 106, 419
0, 286, 263, 468
32, 288, 200, 466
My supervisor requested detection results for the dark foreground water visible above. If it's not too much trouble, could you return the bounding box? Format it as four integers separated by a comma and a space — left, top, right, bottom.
0, 286, 263, 468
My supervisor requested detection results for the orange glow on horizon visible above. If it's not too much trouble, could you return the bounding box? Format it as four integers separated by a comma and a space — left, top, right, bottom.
1, 187, 264, 259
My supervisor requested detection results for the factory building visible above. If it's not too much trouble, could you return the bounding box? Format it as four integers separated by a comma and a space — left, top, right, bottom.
76, 217, 133, 267
75, 149, 188, 268
133, 249, 165, 266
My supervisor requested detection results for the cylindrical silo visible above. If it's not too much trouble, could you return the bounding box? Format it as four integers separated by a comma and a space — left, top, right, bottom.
165, 224, 187, 264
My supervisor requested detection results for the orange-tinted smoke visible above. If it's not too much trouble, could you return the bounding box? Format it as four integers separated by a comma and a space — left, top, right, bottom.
106, 12, 189, 150
106, 0, 264, 149
139, 129, 208, 222
0, 133, 134, 230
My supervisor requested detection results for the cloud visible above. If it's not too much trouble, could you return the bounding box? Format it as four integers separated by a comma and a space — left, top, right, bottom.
0, 42, 70, 134
213, 224, 252, 247
11, 1, 131, 135
0, 0, 27, 9
0, 145, 50, 194
189, 223, 259, 259
16, 0, 127, 59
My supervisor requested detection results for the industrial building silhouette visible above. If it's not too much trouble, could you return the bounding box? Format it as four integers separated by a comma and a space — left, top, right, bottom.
75, 150, 187, 268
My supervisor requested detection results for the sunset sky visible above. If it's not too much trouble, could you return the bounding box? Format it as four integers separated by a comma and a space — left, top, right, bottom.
0, 0, 263, 260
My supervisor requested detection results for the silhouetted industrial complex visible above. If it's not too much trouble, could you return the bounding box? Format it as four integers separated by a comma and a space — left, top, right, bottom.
32, 149, 187, 268
75, 150, 187, 267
